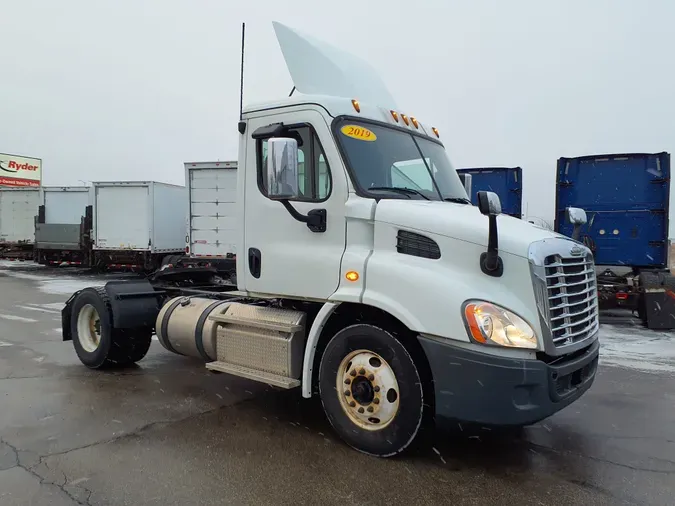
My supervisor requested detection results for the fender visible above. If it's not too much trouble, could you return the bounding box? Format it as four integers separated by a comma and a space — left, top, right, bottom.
61, 280, 164, 341
301, 302, 340, 398
104, 279, 164, 329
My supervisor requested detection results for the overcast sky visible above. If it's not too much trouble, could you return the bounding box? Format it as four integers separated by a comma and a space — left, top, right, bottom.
2, 0, 673, 226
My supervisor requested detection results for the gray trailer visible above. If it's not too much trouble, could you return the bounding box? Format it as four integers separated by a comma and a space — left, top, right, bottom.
0, 188, 40, 260
34, 186, 92, 266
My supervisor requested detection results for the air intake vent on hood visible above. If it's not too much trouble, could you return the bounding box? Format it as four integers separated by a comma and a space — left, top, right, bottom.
396, 230, 441, 259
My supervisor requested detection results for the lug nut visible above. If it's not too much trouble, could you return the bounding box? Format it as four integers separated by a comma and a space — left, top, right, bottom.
344, 390, 351, 397
367, 406, 374, 413
373, 398, 380, 404
349, 401, 356, 407
350, 370, 357, 377
368, 374, 375, 381
374, 386, 380, 392
358, 407, 365, 414
344, 378, 351, 385
359, 368, 366, 375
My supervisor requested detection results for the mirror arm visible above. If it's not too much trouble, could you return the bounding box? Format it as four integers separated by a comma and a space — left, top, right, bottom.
279, 200, 327, 233
571, 224, 582, 242
480, 215, 503, 277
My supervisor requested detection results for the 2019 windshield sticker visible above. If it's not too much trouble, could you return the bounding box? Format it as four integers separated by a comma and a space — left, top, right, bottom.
340, 125, 377, 142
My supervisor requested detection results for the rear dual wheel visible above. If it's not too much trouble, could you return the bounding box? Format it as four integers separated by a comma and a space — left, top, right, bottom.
319, 324, 427, 457
71, 287, 152, 369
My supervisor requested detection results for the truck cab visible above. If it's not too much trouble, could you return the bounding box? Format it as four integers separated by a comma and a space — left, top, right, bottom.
61, 22, 599, 457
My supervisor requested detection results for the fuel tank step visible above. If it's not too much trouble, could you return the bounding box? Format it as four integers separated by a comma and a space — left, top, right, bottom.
205, 361, 301, 389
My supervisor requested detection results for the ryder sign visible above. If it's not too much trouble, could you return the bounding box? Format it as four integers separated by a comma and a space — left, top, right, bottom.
0, 153, 42, 187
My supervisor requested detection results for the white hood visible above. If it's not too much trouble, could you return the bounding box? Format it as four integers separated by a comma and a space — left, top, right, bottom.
272, 22, 397, 109
375, 200, 568, 258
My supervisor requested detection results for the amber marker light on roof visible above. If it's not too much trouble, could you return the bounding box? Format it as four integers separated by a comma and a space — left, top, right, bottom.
390, 110, 399, 122
400, 114, 410, 126
410, 117, 419, 129
432, 127, 440, 137
351, 99, 361, 113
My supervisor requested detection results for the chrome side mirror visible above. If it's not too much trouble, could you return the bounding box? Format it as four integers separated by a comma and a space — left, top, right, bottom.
266, 137, 299, 200
477, 191, 503, 277
477, 191, 502, 216
566, 207, 587, 226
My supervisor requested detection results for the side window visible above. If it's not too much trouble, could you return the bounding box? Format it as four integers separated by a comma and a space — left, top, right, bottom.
258, 125, 332, 201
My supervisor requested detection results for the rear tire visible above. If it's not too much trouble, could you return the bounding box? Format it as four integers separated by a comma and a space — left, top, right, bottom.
318, 324, 426, 457
161, 254, 182, 269
70, 287, 152, 369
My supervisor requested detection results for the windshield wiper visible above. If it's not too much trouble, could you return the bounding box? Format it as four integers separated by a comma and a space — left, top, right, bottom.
369, 186, 430, 200
444, 197, 472, 204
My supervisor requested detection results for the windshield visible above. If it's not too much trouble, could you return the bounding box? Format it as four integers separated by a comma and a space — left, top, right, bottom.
334, 119, 469, 201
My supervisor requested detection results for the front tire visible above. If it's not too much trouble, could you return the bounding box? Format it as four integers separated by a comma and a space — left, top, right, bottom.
71, 287, 152, 369
318, 324, 426, 457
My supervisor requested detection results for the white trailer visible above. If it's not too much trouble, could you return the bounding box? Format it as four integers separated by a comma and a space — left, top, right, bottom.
0, 188, 40, 259
181, 161, 238, 277
91, 181, 186, 270
185, 161, 237, 257
34, 186, 91, 265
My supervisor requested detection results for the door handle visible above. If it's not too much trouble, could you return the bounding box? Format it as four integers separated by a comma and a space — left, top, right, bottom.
248, 248, 261, 278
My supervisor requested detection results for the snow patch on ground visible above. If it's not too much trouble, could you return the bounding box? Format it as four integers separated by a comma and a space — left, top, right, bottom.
0, 260, 44, 269
600, 323, 675, 374
0, 270, 109, 295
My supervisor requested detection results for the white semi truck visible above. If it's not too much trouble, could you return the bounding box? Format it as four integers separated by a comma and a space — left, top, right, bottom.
61, 22, 599, 457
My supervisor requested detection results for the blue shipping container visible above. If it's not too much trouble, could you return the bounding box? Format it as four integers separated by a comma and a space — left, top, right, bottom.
555, 152, 670, 268
457, 167, 523, 218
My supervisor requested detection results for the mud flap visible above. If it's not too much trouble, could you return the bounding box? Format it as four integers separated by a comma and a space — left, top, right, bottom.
61, 290, 80, 341
640, 271, 675, 330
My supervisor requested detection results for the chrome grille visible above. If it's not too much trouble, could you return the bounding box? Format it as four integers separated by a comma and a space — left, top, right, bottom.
544, 253, 599, 347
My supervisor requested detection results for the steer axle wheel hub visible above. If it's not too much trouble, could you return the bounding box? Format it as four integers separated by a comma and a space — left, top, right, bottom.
337, 350, 400, 431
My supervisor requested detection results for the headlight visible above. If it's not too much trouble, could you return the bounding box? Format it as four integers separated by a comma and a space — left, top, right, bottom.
463, 301, 538, 349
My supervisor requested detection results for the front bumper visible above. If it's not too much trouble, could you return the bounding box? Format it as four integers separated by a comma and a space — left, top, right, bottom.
418, 335, 599, 427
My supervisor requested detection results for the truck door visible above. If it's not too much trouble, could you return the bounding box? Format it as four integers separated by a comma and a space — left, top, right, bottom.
242, 108, 347, 299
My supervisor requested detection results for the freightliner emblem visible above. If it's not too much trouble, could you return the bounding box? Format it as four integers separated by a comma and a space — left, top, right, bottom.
569, 245, 585, 256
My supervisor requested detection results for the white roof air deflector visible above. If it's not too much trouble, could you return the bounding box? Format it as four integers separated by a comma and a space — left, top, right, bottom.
272, 22, 397, 109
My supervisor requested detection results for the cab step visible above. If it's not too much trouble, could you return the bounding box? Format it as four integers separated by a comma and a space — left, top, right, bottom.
205, 361, 301, 389
206, 302, 307, 389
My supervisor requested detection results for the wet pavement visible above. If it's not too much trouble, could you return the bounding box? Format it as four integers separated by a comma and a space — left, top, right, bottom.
0, 262, 674, 505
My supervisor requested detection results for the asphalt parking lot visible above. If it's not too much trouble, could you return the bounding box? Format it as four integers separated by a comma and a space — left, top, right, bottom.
0, 262, 674, 506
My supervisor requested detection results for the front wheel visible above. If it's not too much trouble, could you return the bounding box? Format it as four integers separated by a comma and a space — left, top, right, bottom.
319, 324, 427, 457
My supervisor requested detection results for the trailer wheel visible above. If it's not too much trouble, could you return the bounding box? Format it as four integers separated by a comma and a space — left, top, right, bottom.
70, 287, 152, 369
318, 324, 426, 457
161, 254, 182, 269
